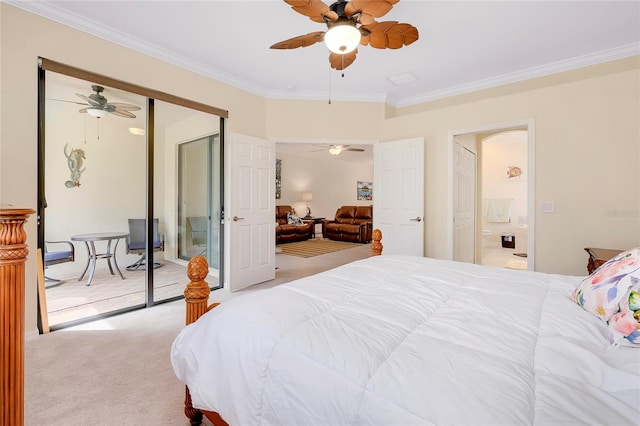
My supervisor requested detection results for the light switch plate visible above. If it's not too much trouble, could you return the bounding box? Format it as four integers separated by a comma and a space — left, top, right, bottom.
540, 201, 555, 213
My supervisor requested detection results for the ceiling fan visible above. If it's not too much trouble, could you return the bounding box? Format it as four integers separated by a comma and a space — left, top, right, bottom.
270, 0, 419, 70
74, 85, 141, 119
314, 144, 365, 155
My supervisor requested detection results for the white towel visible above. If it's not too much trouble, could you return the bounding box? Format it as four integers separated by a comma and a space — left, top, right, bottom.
485, 199, 511, 223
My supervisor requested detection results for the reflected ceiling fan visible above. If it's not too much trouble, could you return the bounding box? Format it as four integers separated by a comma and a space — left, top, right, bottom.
270, 0, 419, 70
314, 144, 365, 155
74, 85, 141, 118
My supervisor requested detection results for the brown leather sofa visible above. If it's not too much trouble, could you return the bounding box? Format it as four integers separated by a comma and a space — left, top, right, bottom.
322, 205, 373, 243
276, 205, 313, 244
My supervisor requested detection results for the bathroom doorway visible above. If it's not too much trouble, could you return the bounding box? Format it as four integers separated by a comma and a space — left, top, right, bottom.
480, 130, 528, 269
448, 120, 535, 270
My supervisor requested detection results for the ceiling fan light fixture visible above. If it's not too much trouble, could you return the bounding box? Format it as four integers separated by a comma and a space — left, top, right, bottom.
329, 146, 342, 155
324, 21, 360, 54
86, 107, 109, 119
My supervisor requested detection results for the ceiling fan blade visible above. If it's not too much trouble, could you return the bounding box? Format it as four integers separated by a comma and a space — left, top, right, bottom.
361, 21, 419, 49
48, 98, 89, 106
270, 31, 325, 49
345, 0, 398, 23
329, 49, 358, 70
354, 13, 377, 26
110, 109, 137, 118
76, 93, 100, 106
108, 102, 142, 111
284, 0, 338, 23
344, 148, 365, 152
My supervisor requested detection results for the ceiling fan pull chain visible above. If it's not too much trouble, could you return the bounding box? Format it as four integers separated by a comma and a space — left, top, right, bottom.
328, 66, 332, 105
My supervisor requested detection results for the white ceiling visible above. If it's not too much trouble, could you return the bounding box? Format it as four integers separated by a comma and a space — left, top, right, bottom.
14, 1, 640, 163
12, 0, 640, 109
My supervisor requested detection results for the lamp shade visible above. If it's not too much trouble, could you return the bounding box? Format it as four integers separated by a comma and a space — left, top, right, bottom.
329, 146, 342, 155
301, 191, 313, 202
324, 22, 361, 54
86, 108, 109, 118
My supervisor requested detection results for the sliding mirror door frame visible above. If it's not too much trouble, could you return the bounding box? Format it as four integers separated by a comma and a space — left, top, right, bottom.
37, 58, 227, 331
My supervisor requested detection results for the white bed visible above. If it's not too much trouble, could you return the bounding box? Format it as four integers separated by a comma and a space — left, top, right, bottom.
171, 254, 639, 425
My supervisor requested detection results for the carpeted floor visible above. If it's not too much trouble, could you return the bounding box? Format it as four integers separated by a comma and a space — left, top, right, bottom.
277, 239, 364, 258
25, 243, 373, 425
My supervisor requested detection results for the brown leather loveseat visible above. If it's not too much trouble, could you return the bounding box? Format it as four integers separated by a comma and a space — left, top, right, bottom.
276, 205, 314, 244
322, 205, 373, 243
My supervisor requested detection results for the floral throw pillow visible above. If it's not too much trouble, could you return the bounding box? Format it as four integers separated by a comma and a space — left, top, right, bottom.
608, 286, 640, 346
572, 247, 640, 347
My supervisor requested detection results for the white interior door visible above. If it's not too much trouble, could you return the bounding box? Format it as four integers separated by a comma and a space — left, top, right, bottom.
453, 142, 476, 263
373, 137, 424, 256
228, 133, 275, 291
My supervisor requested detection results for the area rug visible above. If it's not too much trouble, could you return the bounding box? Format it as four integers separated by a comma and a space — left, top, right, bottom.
278, 239, 363, 258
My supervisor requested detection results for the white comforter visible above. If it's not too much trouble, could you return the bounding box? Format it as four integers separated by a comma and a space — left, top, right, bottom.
171, 255, 640, 425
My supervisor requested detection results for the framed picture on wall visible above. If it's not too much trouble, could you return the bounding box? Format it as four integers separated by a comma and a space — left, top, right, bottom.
357, 181, 372, 201
275, 159, 282, 199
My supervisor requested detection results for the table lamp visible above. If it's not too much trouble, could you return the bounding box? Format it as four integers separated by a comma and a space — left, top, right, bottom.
301, 192, 313, 218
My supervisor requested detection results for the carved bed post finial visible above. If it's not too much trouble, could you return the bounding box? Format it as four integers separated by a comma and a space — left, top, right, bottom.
184, 255, 210, 425
185, 255, 210, 325
371, 228, 383, 256
0, 206, 35, 426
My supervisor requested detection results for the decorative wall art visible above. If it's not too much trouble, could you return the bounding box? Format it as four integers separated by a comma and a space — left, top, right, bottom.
357, 181, 372, 201
506, 166, 523, 181
64, 143, 86, 188
275, 159, 282, 199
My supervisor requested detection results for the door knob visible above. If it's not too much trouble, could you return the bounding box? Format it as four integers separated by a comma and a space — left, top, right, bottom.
233, 216, 244, 222
410, 217, 422, 222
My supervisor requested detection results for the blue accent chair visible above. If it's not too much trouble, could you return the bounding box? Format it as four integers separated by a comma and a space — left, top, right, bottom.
43, 240, 75, 286
126, 218, 164, 271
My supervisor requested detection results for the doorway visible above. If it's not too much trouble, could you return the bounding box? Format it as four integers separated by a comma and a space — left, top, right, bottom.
272, 140, 374, 280
448, 120, 535, 270
480, 130, 529, 269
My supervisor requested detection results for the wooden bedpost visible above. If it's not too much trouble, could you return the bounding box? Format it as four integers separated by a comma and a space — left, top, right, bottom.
0, 207, 35, 426
183, 255, 227, 426
184, 255, 211, 326
183, 255, 210, 425
371, 228, 383, 256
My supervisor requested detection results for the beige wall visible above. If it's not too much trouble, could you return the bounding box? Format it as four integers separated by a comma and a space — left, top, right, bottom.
266, 99, 384, 141
381, 65, 640, 274
275, 151, 373, 220
2, 4, 639, 333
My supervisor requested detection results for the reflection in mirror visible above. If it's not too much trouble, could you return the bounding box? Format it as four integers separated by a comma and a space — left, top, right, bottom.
41, 71, 224, 327
155, 100, 222, 304
43, 72, 147, 326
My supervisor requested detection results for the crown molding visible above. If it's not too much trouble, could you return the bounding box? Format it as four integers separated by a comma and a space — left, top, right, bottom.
391, 42, 640, 108
6, 0, 268, 97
